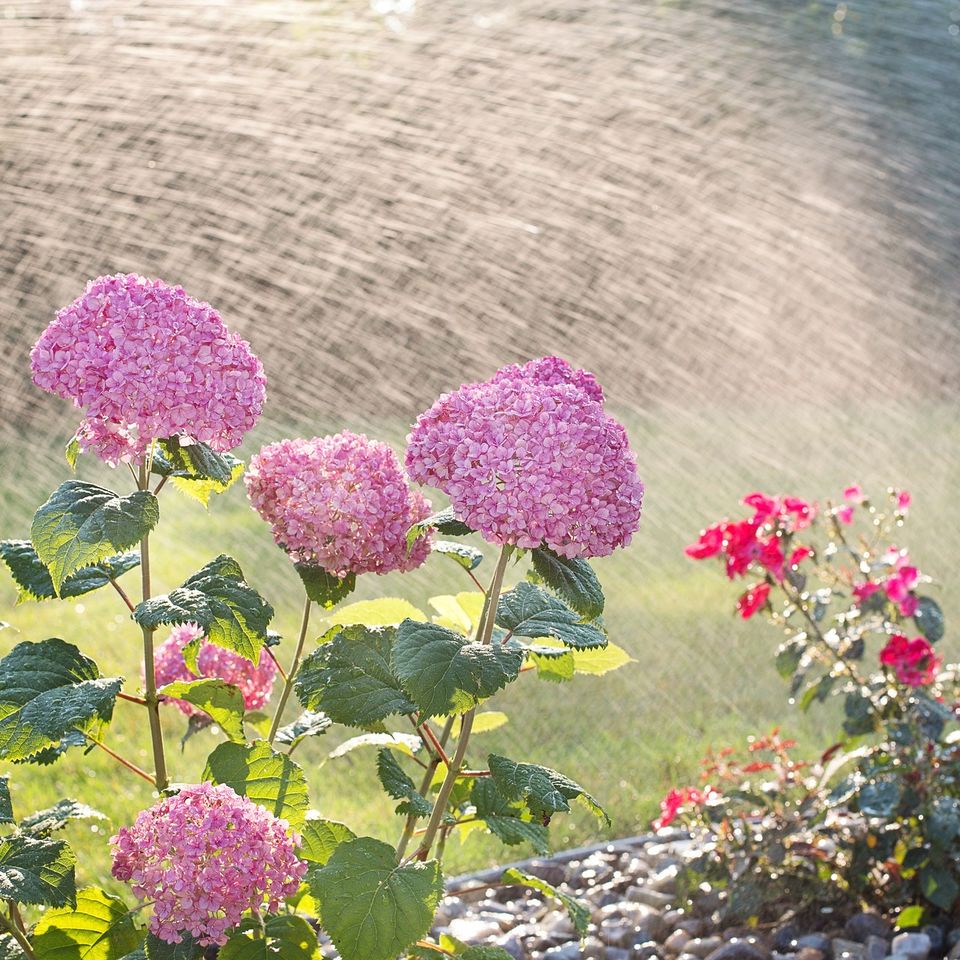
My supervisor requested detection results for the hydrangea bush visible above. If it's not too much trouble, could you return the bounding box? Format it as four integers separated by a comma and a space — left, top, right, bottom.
0, 275, 642, 960
667, 488, 957, 925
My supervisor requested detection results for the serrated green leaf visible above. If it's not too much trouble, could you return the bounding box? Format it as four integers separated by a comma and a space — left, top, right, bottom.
376, 749, 432, 817
775, 640, 805, 679
429, 594, 485, 636
392, 621, 523, 717
407, 508, 472, 549
31, 482, 158, 594
159, 680, 245, 742
170, 456, 243, 507
323, 598, 426, 629
274, 711, 332, 748
914, 596, 945, 643
471, 779, 548, 854
501, 867, 589, 936
219, 916, 318, 960
0, 639, 121, 762
496, 583, 606, 651
0, 541, 140, 604
0, 776, 11, 824
133, 588, 211, 631
434, 542, 483, 571
530, 649, 575, 683
925, 797, 960, 846
920, 864, 959, 910
143, 932, 200, 959
31, 886, 144, 959
858, 779, 901, 818
488, 754, 609, 824
570, 642, 634, 676
530, 548, 604, 620
0, 834, 76, 906
20, 800, 105, 836
328, 731, 422, 760
203, 740, 309, 828
155, 437, 237, 485
294, 625, 415, 726
299, 818, 356, 865
294, 564, 356, 610
310, 837, 443, 960
470, 712, 508, 734
15, 730, 87, 767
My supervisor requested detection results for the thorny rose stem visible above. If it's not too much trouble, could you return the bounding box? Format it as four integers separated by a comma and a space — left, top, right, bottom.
138, 458, 169, 792
413, 543, 513, 861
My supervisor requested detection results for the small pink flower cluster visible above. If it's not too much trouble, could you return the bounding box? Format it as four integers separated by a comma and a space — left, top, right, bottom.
879, 634, 941, 687
111, 783, 306, 945
405, 357, 643, 558
835, 485, 911, 524
153, 624, 277, 716
685, 492, 816, 618
245, 431, 432, 577
853, 549, 921, 617
30, 274, 266, 463
653, 785, 720, 830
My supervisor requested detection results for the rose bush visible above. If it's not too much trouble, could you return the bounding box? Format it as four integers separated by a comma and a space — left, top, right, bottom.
0, 275, 641, 960
666, 487, 958, 925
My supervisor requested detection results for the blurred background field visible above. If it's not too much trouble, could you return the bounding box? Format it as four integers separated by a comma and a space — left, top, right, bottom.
2, 0, 959, 893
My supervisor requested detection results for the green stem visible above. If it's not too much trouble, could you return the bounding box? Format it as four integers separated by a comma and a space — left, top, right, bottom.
268, 594, 312, 745
413, 544, 513, 861
0, 906, 38, 960
396, 716, 455, 859
138, 459, 168, 792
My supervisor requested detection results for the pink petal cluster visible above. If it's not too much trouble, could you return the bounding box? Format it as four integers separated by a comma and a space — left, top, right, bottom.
879, 634, 940, 687
405, 357, 643, 557
30, 274, 266, 463
153, 623, 277, 716
852, 550, 921, 617
245, 431, 432, 577
653, 785, 720, 830
736, 582, 770, 619
111, 782, 307, 945
685, 492, 816, 581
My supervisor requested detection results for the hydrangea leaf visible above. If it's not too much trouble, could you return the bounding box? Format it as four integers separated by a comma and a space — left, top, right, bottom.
464, 712, 508, 735
15, 730, 87, 768
294, 625, 415, 726
309, 837, 442, 960
143, 932, 200, 960
299, 818, 357, 866
0, 834, 76, 907
0, 776, 11, 824
376, 749, 432, 817
501, 867, 589, 936
20, 800, 105, 837
203, 740, 309, 829
0, 639, 121, 762
170, 458, 244, 508
30, 886, 145, 960
294, 564, 356, 610
914, 596, 945, 643
470, 779, 548, 854
429, 593, 485, 635
530, 547, 604, 620
158, 679, 245, 742
920, 865, 959, 911
392, 620, 523, 717
219, 916, 318, 960
530, 649, 575, 683
328, 731, 422, 760
434, 541, 483, 571
407, 507, 473, 549
496, 583, 607, 651
0, 541, 140, 605
487, 754, 609, 825
155, 437, 238, 486
411, 939, 515, 960
31, 482, 159, 594
65, 435, 81, 471
322, 598, 426, 629
134, 557, 273, 666
274, 711, 332, 748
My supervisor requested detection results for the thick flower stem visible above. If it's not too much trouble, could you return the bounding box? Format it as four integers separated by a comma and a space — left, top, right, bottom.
396, 716, 454, 859
268, 594, 312, 745
0, 908, 37, 960
138, 460, 169, 793
413, 544, 513, 862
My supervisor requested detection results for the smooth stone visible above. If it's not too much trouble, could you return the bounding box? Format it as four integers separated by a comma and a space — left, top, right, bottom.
677, 921, 706, 938
527, 861, 569, 888
582, 937, 607, 960
772, 927, 801, 953
633, 943, 664, 960
627, 886, 676, 910
606, 951, 631, 960
704, 942, 770, 960
796, 949, 826, 960
544, 945, 583, 960
600, 921, 637, 948
891, 934, 932, 960
665, 932, 692, 955
832, 940, 866, 960
687, 939, 724, 958
846, 916, 892, 943
664, 910, 687, 929
478, 910, 518, 932
949, 945, 960, 960
922, 928, 945, 953
797, 937, 833, 954
448, 919, 504, 942
497, 936, 527, 960
866, 938, 889, 960
651, 865, 680, 895
947, 931, 960, 951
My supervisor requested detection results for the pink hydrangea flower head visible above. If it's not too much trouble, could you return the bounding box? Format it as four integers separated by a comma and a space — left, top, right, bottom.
405, 357, 643, 558
111, 782, 307, 945
879, 634, 940, 687
153, 624, 277, 716
245, 432, 432, 577
30, 274, 266, 464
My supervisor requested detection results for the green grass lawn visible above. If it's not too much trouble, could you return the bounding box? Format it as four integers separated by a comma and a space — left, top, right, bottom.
2, 402, 956, 896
